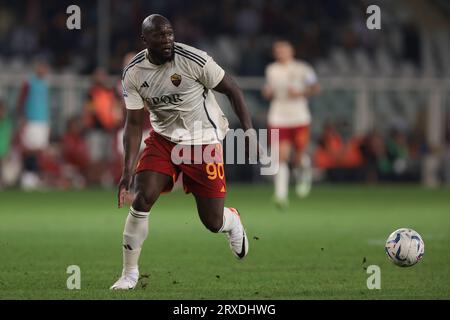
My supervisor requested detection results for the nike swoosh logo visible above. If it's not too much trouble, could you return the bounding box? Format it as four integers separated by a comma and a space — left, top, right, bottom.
237, 231, 246, 258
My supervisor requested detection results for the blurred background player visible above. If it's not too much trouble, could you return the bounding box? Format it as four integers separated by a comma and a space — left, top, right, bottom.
262, 40, 320, 208
16, 59, 51, 190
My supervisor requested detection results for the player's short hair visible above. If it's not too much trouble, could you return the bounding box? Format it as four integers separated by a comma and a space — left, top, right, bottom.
272, 38, 294, 47
141, 14, 171, 35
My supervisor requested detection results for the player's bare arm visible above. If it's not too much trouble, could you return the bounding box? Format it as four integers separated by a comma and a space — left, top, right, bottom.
213, 72, 254, 131
118, 108, 145, 208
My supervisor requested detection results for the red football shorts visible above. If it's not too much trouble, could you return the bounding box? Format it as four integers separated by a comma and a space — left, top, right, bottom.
269, 125, 310, 152
135, 131, 226, 198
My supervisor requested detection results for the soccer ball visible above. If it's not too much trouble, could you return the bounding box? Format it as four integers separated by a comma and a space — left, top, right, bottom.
385, 228, 425, 267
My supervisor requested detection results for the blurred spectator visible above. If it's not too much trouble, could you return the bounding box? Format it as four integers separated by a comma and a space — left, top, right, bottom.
0, 0, 428, 77
239, 37, 268, 76
9, 22, 39, 57
359, 130, 389, 183
0, 100, 12, 188
38, 142, 67, 189
61, 116, 91, 187
314, 122, 363, 181
402, 22, 421, 69
0, 0, 444, 188
385, 129, 421, 181
315, 122, 347, 169
84, 67, 123, 132
235, 2, 261, 37
16, 59, 51, 190
83, 67, 122, 186
314, 125, 423, 183
386, 130, 409, 178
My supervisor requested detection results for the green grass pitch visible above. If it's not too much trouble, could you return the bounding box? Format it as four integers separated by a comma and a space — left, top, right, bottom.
0, 184, 449, 299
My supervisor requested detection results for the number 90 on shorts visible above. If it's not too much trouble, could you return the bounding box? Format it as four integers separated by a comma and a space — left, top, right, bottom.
206, 163, 225, 180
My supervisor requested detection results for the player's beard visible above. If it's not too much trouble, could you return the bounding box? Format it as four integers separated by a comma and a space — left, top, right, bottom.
151, 48, 174, 64
164, 48, 175, 62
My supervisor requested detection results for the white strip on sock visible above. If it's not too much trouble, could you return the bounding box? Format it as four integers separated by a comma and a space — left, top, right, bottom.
122, 207, 150, 275
275, 162, 289, 201
219, 207, 240, 233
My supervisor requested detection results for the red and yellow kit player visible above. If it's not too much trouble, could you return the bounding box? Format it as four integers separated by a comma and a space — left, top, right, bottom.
111, 14, 254, 290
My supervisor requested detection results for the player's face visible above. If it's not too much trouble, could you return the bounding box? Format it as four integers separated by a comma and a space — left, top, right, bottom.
143, 24, 175, 63
273, 42, 294, 63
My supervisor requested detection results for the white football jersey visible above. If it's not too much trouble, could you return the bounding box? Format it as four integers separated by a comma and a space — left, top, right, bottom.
122, 42, 228, 145
265, 60, 318, 127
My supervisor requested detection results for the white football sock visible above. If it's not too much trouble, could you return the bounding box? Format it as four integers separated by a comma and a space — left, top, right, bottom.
294, 154, 312, 183
122, 207, 150, 276
275, 162, 289, 201
301, 153, 311, 167
219, 207, 240, 233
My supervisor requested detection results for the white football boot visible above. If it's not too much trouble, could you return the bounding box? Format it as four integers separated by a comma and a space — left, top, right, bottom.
110, 270, 139, 290
273, 196, 289, 211
295, 177, 311, 198
226, 208, 249, 259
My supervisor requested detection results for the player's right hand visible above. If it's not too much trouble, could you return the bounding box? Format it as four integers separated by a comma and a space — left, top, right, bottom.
117, 173, 132, 208
288, 87, 303, 98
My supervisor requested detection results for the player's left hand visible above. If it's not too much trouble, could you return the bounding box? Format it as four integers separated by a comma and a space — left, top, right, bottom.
117, 173, 133, 208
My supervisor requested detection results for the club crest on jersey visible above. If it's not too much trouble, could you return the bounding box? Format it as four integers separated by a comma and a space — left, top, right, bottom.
171, 73, 182, 87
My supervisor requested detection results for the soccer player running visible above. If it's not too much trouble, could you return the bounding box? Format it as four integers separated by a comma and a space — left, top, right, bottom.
262, 40, 321, 209
111, 14, 254, 289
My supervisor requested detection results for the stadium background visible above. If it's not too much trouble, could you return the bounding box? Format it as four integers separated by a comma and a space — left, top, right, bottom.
0, 0, 449, 300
